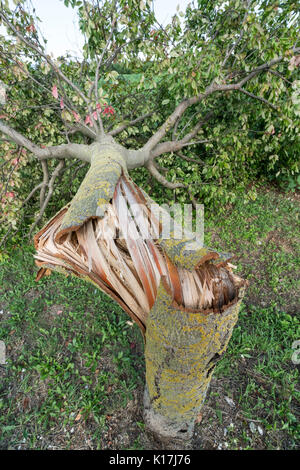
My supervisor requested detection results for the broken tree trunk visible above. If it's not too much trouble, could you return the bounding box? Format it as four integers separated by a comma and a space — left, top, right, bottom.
144, 278, 245, 447
34, 140, 247, 447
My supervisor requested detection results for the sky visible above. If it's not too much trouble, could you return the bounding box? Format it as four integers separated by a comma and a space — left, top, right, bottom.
19, 0, 192, 58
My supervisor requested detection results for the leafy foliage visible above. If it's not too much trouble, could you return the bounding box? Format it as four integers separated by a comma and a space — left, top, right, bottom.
0, 0, 299, 243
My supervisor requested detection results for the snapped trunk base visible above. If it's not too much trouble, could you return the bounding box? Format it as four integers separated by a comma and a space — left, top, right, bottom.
143, 387, 194, 449
143, 280, 246, 448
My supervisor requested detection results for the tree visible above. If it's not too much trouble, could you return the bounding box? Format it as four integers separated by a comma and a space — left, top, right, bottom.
0, 0, 299, 447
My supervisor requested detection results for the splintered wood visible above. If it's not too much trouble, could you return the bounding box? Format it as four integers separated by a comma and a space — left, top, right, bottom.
34, 175, 239, 331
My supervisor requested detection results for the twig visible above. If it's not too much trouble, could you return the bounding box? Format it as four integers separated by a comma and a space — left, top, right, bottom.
239, 88, 277, 110
39, 160, 49, 209
146, 161, 185, 190
109, 111, 156, 137
29, 160, 65, 236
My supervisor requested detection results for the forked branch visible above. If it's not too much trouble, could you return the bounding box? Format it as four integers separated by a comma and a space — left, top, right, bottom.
0, 119, 91, 162
142, 48, 300, 155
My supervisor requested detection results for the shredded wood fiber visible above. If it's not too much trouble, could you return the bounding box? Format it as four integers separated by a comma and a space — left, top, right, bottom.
34, 175, 241, 332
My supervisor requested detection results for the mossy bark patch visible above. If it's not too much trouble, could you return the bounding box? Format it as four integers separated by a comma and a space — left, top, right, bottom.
56, 145, 126, 241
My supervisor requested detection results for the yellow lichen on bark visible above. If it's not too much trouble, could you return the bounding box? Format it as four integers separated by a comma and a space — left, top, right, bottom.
33, 142, 248, 447
57, 145, 127, 238
145, 279, 244, 424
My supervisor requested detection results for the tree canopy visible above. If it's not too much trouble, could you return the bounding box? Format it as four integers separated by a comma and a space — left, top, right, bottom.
0, 0, 299, 246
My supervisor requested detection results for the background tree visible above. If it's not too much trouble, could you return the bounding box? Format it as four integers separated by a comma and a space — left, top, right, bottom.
0, 0, 299, 447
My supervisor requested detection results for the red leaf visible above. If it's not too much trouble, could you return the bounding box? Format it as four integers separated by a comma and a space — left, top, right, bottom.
103, 105, 115, 116
85, 114, 92, 126
72, 111, 80, 122
52, 85, 58, 99
26, 24, 36, 33
60, 98, 64, 109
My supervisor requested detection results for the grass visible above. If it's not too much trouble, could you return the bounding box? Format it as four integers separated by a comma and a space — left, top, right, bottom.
0, 186, 299, 450
0, 248, 145, 449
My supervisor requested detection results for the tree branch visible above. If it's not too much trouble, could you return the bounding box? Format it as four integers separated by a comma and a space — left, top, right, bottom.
0, 119, 91, 162
239, 88, 278, 110
0, 11, 89, 107
176, 151, 206, 166
108, 110, 156, 137
29, 160, 65, 236
94, 13, 116, 136
221, 0, 251, 68
268, 69, 293, 85
65, 123, 97, 140
146, 161, 185, 189
0, 119, 41, 155
0, 10, 102, 137
142, 48, 300, 154
39, 160, 49, 208
0, 51, 96, 140
150, 112, 213, 159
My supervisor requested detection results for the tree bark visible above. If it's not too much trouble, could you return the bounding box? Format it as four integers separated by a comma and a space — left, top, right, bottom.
143, 278, 245, 448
